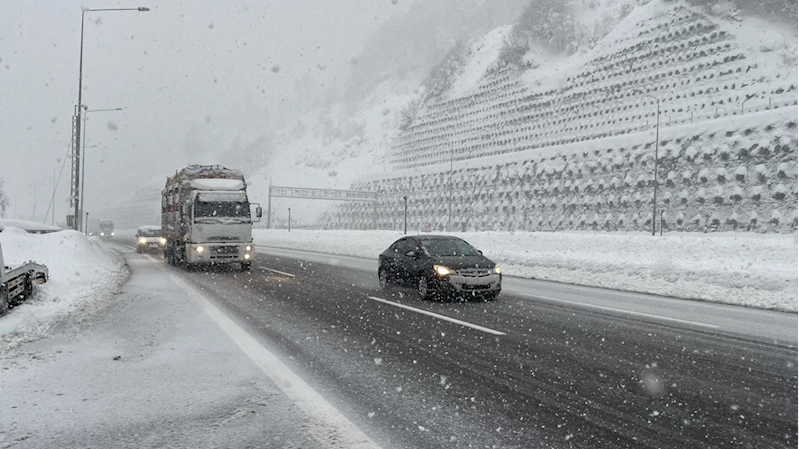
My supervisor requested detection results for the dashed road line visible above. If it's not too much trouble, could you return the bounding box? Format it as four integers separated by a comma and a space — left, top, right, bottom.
258, 267, 296, 278
367, 296, 506, 336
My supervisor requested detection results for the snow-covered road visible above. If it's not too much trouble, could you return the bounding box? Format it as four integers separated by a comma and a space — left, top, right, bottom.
0, 244, 375, 449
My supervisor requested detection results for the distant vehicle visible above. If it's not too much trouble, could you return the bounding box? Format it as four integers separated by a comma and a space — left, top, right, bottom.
162, 165, 262, 271
99, 220, 115, 237
378, 235, 501, 301
135, 225, 165, 253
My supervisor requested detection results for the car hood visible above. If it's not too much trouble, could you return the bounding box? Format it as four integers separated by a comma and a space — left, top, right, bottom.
429, 255, 496, 270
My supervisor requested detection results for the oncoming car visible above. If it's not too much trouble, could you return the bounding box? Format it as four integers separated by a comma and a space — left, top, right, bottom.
378, 235, 501, 301
135, 225, 166, 253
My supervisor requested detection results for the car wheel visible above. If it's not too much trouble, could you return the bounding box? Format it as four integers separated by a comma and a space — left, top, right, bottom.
483, 292, 499, 302
417, 275, 432, 300
378, 268, 390, 289
136, 246, 142, 254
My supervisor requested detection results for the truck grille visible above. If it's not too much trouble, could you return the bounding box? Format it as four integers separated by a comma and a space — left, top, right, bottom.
212, 246, 239, 255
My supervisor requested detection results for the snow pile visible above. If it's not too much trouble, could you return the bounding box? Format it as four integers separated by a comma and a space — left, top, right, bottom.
0, 227, 128, 350
0, 219, 61, 233
255, 229, 798, 312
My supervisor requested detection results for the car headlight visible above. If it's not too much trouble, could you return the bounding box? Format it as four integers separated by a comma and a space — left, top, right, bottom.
493, 265, 501, 274
111, 232, 115, 236
100, 232, 105, 236
196, 246, 204, 253
434, 265, 455, 276
139, 237, 146, 245
245, 245, 252, 251
160, 237, 167, 245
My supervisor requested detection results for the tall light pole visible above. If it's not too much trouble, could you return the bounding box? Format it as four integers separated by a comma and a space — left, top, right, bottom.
634, 89, 660, 236
80, 107, 124, 231
70, 6, 149, 231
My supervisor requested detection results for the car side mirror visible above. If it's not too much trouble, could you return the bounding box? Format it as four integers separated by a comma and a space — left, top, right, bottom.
256, 206, 263, 218
478, 250, 483, 255
405, 250, 416, 258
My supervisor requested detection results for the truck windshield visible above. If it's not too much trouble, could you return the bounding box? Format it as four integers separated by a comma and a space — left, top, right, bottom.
194, 201, 251, 222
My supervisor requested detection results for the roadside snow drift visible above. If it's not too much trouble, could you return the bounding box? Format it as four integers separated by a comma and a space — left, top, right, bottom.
255, 229, 798, 312
0, 227, 128, 350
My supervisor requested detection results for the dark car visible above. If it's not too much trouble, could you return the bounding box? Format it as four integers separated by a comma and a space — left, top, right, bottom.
378, 235, 501, 301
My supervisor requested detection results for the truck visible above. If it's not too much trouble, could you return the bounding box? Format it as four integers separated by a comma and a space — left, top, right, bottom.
162, 165, 261, 270
87, 218, 115, 237
99, 219, 115, 237
0, 243, 49, 314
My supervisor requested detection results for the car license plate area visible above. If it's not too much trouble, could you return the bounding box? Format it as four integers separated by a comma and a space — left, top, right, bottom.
213, 246, 238, 255
461, 284, 490, 290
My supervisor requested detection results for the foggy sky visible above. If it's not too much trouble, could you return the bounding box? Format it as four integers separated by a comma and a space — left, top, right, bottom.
0, 0, 410, 222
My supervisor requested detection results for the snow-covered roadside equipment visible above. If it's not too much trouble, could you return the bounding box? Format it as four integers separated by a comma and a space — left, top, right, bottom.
0, 242, 49, 313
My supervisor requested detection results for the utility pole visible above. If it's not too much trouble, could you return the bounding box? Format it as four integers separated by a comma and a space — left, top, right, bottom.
633, 89, 660, 236
287, 207, 291, 232
448, 142, 454, 232
403, 195, 408, 235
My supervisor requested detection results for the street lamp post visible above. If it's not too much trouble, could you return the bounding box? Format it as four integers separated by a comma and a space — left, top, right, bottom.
288, 208, 291, 232
634, 89, 660, 236
70, 6, 149, 231
79, 107, 124, 231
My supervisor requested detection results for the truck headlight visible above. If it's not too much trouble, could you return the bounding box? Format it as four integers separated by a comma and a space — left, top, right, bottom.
245, 245, 252, 251
139, 237, 146, 245
244, 253, 251, 260
196, 246, 204, 253
434, 265, 454, 276
493, 265, 501, 274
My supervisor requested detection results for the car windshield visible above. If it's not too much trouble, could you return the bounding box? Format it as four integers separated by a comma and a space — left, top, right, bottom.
139, 229, 160, 237
420, 238, 480, 257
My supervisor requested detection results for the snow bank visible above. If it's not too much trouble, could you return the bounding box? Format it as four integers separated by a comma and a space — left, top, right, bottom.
254, 229, 798, 312
0, 227, 128, 350
0, 219, 61, 233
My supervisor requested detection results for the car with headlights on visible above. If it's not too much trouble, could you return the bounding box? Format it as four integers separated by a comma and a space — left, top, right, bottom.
378, 235, 501, 301
135, 225, 166, 253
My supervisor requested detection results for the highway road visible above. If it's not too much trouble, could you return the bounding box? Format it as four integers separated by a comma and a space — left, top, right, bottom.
112, 238, 798, 449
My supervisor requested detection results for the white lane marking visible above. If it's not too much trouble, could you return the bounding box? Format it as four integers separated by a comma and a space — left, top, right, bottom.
144, 254, 379, 449
367, 296, 506, 336
518, 292, 720, 329
258, 266, 296, 278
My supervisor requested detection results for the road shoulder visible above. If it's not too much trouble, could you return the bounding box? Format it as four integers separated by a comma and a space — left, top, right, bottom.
0, 249, 367, 449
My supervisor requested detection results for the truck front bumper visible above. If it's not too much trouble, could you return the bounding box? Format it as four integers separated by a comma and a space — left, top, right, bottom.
185, 243, 255, 264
